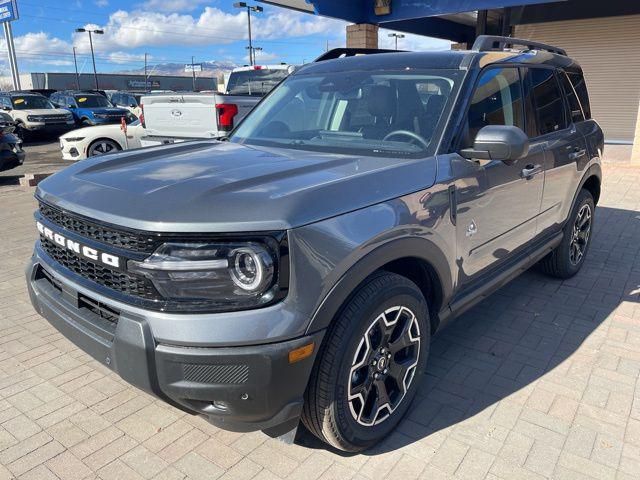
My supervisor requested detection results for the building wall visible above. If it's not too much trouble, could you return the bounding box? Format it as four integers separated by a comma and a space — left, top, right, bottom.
516, 15, 640, 144
12, 72, 218, 93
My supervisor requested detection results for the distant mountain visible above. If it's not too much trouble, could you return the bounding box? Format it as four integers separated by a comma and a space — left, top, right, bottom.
116, 60, 238, 78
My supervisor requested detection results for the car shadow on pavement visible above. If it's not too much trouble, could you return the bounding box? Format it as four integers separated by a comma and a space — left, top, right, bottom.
293, 205, 640, 456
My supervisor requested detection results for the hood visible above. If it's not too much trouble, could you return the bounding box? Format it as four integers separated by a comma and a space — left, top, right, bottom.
83, 107, 128, 114
60, 123, 121, 138
20, 108, 70, 116
36, 141, 438, 232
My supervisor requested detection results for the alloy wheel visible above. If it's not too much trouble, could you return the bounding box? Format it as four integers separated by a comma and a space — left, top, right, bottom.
347, 306, 421, 427
569, 203, 592, 265
89, 140, 118, 156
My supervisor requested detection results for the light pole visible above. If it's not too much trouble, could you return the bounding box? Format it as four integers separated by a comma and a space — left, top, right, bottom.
72, 47, 80, 90
75, 27, 104, 90
233, 2, 263, 66
388, 33, 405, 50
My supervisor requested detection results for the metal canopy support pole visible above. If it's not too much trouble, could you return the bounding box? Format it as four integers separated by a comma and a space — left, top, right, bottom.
502, 7, 513, 37
4, 21, 20, 90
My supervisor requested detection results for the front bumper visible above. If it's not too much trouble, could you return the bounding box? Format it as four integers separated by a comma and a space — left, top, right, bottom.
24, 122, 75, 132
26, 255, 323, 434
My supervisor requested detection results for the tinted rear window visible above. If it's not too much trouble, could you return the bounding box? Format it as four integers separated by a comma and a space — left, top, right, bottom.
558, 71, 584, 123
528, 68, 566, 136
567, 71, 591, 120
226, 69, 289, 96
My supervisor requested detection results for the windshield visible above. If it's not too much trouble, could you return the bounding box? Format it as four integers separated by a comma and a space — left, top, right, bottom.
12, 96, 54, 110
74, 95, 112, 108
231, 69, 460, 157
227, 68, 290, 96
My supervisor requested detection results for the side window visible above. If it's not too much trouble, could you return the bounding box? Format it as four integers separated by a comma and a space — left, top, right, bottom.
528, 68, 567, 136
558, 71, 585, 123
466, 67, 524, 145
112, 94, 121, 105
67, 97, 77, 107
567, 71, 591, 120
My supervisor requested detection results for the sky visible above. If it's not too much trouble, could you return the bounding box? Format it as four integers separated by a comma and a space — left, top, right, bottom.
1, 0, 450, 75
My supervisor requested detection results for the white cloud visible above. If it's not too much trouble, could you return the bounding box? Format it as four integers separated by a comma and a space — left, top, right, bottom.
0, 32, 74, 66
140, 0, 209, 12
71, 7, 345, 53
247, 50, 280, 64
107, 51, 149, 64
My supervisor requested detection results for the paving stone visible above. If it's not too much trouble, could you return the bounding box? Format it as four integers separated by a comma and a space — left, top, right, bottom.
1, 166, 640, 479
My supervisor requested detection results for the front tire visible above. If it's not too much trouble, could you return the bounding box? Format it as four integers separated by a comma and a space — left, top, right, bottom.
302, 272, 430, 452
539, 188, 595, 279
87, 139, 120, 157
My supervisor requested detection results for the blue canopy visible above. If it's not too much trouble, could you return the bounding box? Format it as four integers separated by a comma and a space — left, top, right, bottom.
261, 0, 565, 42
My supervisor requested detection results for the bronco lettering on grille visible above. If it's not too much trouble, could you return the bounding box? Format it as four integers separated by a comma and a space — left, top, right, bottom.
36, 221, 122, 270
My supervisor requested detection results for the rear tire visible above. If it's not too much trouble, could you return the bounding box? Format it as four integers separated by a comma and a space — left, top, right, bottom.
302, 272, 430, 452
539, 188, 594, 279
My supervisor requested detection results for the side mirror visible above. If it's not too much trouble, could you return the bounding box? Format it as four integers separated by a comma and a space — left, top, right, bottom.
67, 104, 76, 109
2, 106, 11, 111
460, 125, 529, 165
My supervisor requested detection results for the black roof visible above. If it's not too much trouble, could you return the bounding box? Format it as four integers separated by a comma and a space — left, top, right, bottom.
299, 38, 580, 76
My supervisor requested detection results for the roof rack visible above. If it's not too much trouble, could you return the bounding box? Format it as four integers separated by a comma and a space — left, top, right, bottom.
314, 47, 400, 62
472, 35, 567, 56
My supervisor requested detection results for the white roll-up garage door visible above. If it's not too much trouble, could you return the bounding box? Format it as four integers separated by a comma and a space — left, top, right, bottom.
516, 15, 640, 144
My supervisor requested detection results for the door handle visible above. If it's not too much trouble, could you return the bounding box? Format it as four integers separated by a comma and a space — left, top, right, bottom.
568, 148, 587, 160
521, 164, 542, 179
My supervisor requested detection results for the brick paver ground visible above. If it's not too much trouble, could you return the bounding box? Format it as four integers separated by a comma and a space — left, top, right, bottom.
1, 163, 639, 480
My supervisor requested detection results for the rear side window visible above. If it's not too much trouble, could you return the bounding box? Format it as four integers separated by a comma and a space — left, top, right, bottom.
466, 67, 524, 145
528, 68, 567, 136
567, 72, 591, 119
558, 72, 585, 123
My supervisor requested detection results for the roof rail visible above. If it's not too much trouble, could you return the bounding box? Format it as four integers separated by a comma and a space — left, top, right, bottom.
314, 47, 400, 62
472, 35, 567, 56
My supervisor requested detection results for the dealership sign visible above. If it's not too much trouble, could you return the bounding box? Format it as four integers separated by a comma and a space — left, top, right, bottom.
126, 79, 161, 89
185, 64, 203, 73
0, 0, 18, 23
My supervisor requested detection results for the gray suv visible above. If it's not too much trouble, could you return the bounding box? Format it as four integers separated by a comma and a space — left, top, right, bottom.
26, 36, 603, 452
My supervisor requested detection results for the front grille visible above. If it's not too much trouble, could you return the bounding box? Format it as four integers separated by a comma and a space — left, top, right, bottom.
40, 237, 161, 300
43, 115, 70, 123
39, 202, 159, 253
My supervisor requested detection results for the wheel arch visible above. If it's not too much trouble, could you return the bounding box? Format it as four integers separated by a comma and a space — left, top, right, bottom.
87, 137, 124, 155
568, 163, 601, 217
305, 237, 453, 337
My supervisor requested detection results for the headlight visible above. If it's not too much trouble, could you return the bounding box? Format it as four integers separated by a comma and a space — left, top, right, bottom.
64, 137, 85, 142
128, 240, 285, 311
27, 115, 41, 122
65, 114, 74, 121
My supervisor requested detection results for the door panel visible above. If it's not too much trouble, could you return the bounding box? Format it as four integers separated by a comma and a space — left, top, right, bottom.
524, 68, 587, 235
455, 67, 544, 284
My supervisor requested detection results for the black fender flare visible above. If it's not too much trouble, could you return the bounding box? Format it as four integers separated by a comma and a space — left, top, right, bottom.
566, 163, 602, 226
305, 236, 453, 336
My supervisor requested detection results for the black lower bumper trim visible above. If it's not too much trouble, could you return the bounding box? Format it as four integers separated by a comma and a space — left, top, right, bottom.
27, 260, 324, 433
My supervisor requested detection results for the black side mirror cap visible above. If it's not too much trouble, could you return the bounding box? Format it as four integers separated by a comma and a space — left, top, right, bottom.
460, 125, 529, 164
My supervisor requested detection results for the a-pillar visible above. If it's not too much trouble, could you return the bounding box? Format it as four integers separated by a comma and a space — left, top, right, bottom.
346, 24, 379, 49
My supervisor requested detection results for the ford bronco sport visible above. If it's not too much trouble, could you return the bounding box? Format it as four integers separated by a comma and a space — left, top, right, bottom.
0, 91, 75, 140
27, 36, 603, 452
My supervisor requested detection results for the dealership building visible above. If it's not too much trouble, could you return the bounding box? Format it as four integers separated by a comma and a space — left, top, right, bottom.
14, 72, 218, 93
263, 0, 640, 162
